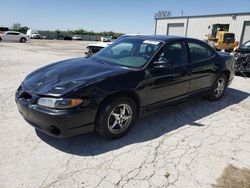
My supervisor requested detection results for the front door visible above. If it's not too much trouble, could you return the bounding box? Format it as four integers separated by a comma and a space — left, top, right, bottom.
146, 41, 191, 108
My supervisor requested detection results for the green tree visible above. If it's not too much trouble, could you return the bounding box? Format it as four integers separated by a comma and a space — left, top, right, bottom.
11, 23, 21, 30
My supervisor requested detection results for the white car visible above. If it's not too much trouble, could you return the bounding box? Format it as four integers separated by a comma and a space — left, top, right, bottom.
0, 31, 29, 43
101, 36, 112, 42
72, 35, 82, 40
85, 42, 112, 57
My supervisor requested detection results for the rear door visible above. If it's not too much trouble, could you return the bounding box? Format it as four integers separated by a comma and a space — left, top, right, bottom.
186, 39, 218, 93
4, 32, 19, 41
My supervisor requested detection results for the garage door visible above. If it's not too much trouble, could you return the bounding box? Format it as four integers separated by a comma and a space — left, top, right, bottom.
242, 21, 250, 44
167, 23, 184, 36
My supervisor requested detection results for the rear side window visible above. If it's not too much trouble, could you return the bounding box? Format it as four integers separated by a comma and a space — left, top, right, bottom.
7, 32, 19, 35
188, 42, 215, 63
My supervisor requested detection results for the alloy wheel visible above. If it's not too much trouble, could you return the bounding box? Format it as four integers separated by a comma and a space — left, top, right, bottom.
214, 77, 225, 98
107, 104, 132, 134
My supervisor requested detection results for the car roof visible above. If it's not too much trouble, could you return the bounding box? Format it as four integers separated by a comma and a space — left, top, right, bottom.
6, 31, 21, 34
119, 35, 186, 42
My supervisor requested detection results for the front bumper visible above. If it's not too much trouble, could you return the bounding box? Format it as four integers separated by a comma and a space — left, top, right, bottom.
16, 90, 96, 138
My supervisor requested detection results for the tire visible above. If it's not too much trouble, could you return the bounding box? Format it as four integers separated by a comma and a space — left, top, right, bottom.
208, 74, 227, 101
0, 37, 2, 42
20, 38, 26, 43
96, 96, 137, 139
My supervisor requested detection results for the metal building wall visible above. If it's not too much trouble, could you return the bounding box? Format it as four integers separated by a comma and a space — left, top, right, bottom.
156, 18, 188, 36
187, 15, 250, 42
155, 13, 250, 43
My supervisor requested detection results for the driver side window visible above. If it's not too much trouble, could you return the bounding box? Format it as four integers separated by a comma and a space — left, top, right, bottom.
156, 42, 187, 66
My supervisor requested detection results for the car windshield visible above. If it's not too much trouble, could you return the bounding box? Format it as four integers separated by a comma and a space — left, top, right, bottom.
92, 38, 163, 68
241, 41, 250, 49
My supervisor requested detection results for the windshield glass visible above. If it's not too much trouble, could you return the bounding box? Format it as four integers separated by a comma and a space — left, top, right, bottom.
92, 38, 163, 68
241, 41, 250, 49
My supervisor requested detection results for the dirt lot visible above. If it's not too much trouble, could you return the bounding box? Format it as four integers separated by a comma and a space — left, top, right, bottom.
0, 40, 250, 188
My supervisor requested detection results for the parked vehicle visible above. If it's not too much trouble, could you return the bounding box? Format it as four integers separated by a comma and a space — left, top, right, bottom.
0, 27, 9, 34
0, 31, 29, 43
63, 36, 72, 40
72, 35, 82, 40
27, 30, 42, 39
31, 33, 42, 39
85, 42, 112, 57
101, 36, 112, 42
234, 40, 250, 74
16, 35, 235, 139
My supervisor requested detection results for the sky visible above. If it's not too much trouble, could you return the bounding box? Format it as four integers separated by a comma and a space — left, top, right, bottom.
0, 0, 250, 34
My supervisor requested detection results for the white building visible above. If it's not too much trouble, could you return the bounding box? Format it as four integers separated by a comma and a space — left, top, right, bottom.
155, 12, 250, 44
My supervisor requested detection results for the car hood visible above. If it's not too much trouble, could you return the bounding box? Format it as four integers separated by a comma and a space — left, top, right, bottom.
23, 57, 130, 97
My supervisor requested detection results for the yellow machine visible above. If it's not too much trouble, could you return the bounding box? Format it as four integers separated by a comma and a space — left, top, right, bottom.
207, 24, 239, 52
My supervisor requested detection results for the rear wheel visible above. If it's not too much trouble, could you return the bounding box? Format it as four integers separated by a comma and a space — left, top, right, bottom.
0, 37, 2, 42
20, 38, 26, 43
208, 74, 227, 101
96, 96, 137, 139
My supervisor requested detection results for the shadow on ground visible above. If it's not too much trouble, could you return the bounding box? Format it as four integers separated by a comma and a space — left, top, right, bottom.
36, 88, 249, 156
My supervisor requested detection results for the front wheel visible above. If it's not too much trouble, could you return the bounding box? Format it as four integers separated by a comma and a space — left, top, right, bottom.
208, 74, 227, 101
96, 97, 137, 139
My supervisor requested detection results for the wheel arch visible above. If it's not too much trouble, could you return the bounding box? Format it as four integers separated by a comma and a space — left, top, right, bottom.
95, 90, 140, 122
221, 70, 230, 83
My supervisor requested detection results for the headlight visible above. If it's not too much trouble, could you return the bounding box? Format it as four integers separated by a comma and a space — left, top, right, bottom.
37, 98, 83, 109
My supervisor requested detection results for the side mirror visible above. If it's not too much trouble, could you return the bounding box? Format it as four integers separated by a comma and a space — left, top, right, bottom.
154, 60, 173, 69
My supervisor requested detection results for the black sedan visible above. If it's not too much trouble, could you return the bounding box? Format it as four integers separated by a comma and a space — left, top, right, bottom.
16, 35, 235, 139
234, 40, 250, 74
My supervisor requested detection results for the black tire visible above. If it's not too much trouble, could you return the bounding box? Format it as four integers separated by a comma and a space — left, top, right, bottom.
0, 37, 2, 42
20, 38, 26, 43
96, 96, 137, 139
208, 74, 227, 101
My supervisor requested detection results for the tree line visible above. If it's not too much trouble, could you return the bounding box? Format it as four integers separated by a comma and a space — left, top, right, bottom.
10, 23, 124, 39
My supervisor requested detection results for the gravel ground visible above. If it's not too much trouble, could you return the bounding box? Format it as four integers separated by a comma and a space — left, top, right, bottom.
0, 40, 250, 188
